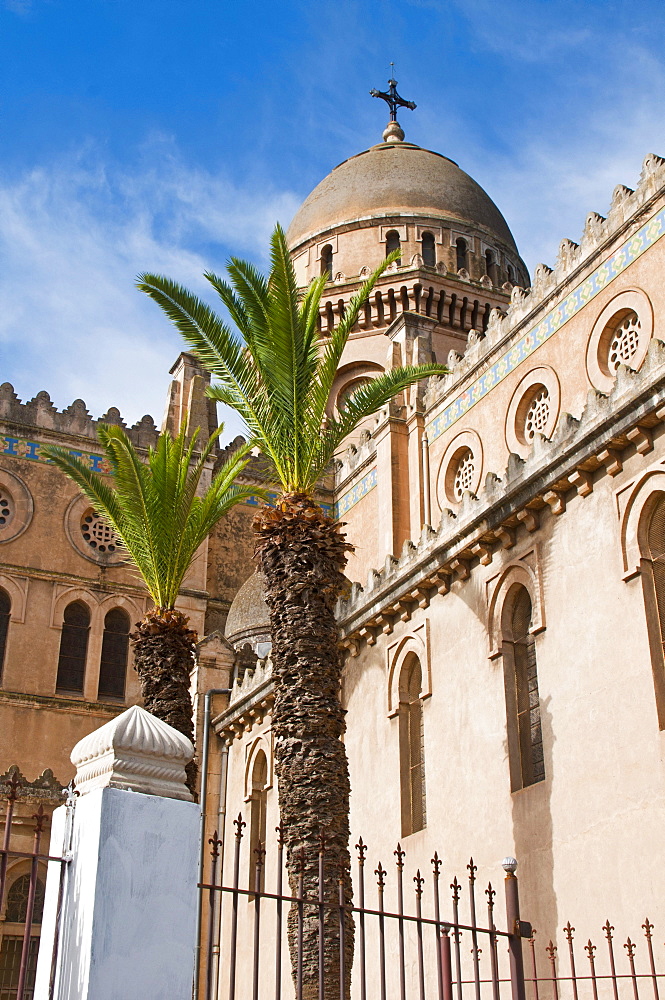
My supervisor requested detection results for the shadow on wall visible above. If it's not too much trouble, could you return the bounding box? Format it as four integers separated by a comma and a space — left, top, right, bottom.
511, 694, 558, 947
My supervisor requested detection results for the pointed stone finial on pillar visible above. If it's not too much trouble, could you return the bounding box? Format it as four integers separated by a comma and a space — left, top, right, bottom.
71, 704, 194, 801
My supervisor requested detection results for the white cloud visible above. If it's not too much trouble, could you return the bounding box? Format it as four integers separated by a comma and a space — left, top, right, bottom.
0, 140, 299, 442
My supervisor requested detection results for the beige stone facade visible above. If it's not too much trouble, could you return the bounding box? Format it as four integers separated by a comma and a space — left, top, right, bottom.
4, 123, 665, 993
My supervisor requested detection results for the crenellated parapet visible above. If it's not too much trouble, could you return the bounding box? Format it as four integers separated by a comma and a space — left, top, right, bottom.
0, 381, 159, 448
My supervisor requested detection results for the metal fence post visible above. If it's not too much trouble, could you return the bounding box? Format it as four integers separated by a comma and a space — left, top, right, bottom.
504, 857, 527, 1000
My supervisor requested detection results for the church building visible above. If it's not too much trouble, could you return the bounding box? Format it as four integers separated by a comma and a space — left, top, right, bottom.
2, 94, 665, 993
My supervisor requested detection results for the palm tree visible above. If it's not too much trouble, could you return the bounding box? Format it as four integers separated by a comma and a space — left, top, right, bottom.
43, 423, 257, 793
137, 224, 447, 996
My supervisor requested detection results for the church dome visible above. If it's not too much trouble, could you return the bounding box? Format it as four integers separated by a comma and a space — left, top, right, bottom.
286, 141, 518, 252
224, 571, 270, 650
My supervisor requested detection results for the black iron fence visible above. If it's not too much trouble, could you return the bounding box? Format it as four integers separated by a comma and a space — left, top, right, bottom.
0, 772, 74, 1000
199, 813, 665, 1000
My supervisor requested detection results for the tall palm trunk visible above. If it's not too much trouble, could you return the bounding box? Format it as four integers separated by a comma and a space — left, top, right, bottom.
131, 607, 198, 793
254, 495, 353, 999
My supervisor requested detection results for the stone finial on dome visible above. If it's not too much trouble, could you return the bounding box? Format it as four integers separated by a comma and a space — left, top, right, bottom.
71, 704, 194, 801
383, 121, 405, 143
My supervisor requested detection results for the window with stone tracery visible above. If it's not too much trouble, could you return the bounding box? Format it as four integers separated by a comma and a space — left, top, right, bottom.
523, 386, 551, 442
452, 449, 475, 502
81, 509, 121, 555
607, 311, 641, 374
0, 490, 13, 528
5, 874, 45, 924
399, 654, 426, 837
502, 585, 544, 791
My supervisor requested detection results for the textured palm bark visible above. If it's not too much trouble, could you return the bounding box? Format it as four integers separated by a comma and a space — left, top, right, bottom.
254, 495, 353, 1000
131, 608, 198, 794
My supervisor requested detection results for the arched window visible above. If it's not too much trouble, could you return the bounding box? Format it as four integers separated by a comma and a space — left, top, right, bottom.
399, 655, 426, 836
640, 494, 665, 728
5, 873, 45, 924
502, 586, 544, 790
320, 244, 333, 279
0, 588, 10, 682
98, 608, 130, 701
455, 237, 467, 272
507, 264, 516, 285
485, 250, 497, 284
385, 230, 401, 257
249, 750, 268, 893
56, 601, 90, 694
421, 232, 436, 267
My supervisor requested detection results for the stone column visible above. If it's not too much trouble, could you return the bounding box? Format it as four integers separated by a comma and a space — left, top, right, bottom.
35, 705, 199, 1000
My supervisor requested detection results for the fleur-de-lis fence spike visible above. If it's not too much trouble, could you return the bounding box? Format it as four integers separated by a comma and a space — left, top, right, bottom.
625, 938, 636, 960
451, 875, 461, 901
431, 851, 442, 877
394, 843, 405, 870
486, 882, 496, 907
414, 870, 424, 897
585, 940, 596, 959
643, 918, 654, 940
5, 771, 22, 803
564, 922, 575, 942
208, 829, 222, 859
233, 813, 246, 839
375, 862, 386, 888
275, 820, 285, 848
467, 857, 477, 883
603, 920, 615, 941
356, 836, 367, 862
254, 840, 266, 868
33, 804, 46, 833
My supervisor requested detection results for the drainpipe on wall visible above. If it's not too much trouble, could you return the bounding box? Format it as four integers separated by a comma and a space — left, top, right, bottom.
422, 430, 431, 527
193, 687, 231, 1000
210, 739, 230, 998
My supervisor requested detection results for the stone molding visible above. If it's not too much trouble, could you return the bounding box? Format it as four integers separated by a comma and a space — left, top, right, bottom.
70, 704, 194, 801
0, 468, 34, 544
0, 764, 65, 803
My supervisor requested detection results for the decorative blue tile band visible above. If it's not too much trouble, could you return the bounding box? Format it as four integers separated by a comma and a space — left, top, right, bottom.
335, 467, 378, 519
0, 434, 333, 514
426, 204, 665, 444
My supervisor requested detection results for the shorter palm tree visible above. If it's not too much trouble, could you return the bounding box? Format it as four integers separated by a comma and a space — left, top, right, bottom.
43, 423, 258, 791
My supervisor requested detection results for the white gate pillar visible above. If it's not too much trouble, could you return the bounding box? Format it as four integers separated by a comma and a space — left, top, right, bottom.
35, 705, 199, 1000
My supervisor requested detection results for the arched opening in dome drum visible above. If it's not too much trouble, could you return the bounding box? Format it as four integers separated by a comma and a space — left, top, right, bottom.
455, 237, 467, 272
485, 249, 498, 284
320, 244, 333, 279
421, 232, 436, 267
507, 264, 516, 285
385, 230, 401, 257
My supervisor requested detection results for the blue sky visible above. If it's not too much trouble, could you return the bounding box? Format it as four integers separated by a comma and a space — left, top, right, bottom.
1, 0, 665, 437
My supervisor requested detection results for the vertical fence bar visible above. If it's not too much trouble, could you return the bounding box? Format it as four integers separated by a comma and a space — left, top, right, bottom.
643, 919, 660, 1000
297, 849, 305, 1000
339, 868, 346, 1000
487, 884, 500, 1000
564, 923, 579, 1000
625, 938, 640, 1000
376, 863, 387, 1000
503, 859, 527, 1000
468, 859, 481, 1000
357, 839, 368, 1000
275, 823, 284, 1000
252, 842, 265, 1000
451, 877, 463, 1000
546, 941, 558, 1000
0, 771, 21, 913
206, 831, 222, 1000
585, 940, 599, 1000
432, 853, 444, 1000
16, 805, 45, 1000
441, 928, 455, 1000
228, 813, 245, 1000
396, 844, 407, 1000
603, 921, 620, 1000
415, 871, 426, 1000
319, 832, 326, 1000
529, 932, 540, 1000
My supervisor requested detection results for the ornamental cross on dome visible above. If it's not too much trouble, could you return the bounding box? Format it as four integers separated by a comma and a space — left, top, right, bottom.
370, 67, 417, 123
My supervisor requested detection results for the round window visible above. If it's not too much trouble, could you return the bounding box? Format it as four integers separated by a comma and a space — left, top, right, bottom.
451, 448, 475, 502
81, 510, 121, 554
0, 490, 13, 528
606, 311, 641, 374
